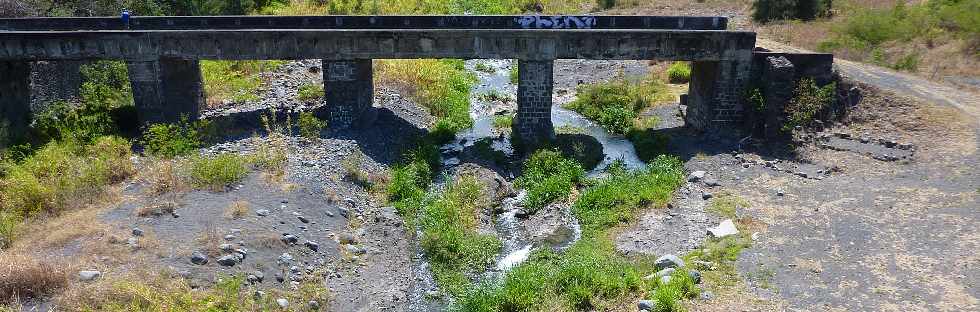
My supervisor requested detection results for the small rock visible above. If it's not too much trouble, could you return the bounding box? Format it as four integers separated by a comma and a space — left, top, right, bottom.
304, 240, 319, 251
253, 290, 266, 300
126, 237, 139, 248
776, 190, 785, 196
256, 209, 270, 216
190, 251, 209, 265
325, 211, 335, 217
707, 219, 739, 238
276, 298, 289, 308
132, 228, 144, 237
689, 270, 702, 284
700, 291, 714, 300
223, 234, 236, 241
275, 272, 284, 283
338, 233, 356, 244
79, 270, 101, 281
217, 255, 238, 266
219, 243, 234, 252
247, 271, 264, 284
660, 275, 672, 285
297, 215, 310, 223
655, 254, 685, 270
703, 178, 720, 187
281, 234, 299, 245
308, 300, 320, 310
338, 207, 351, 219
638, 299, 654, 311
702, 192, 713, 200
687, 170, 706, 182
278, 253, 293, 265
644, 267, 675, 280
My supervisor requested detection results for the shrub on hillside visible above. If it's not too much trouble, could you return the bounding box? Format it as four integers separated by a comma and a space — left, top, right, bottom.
187, 154, 249, 191
297, 112, 326, 139
142, 118, 203, 158
752, 0, 832, 23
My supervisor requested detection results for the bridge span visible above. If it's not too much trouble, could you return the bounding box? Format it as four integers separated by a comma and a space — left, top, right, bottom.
0, 15, 755, 147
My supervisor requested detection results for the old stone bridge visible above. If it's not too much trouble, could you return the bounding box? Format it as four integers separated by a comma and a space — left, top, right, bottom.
0, 15, 771, 146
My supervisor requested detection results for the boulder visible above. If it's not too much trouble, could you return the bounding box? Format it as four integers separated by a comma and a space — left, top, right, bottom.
276, 298, 289, 308
654, 254, 685, 270
687, 170, 706, 182
707, 219, 739, 238
217, 255, 238, 267
638, 300, 654, 311
190, 251, 209, 265
78, 270, 101, 281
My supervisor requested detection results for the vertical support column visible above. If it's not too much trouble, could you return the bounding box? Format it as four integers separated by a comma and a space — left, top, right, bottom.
513, 59, 555, 149
761, 56, 795, 138
0, 61, 32, 148
320, 59, 374, 130
30, 60, 85, 111
686, 57, 752, 132
127, 58, 202, 126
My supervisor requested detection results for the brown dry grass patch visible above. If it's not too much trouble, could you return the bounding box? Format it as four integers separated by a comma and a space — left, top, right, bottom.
223, 200, 250, 219
0, 253, 69, 304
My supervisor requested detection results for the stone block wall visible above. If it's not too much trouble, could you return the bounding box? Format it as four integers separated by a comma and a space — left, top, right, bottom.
29, 60, 84, 112
747, 51, 837, 138
0, 61, 31, 148
320, 59, 374, 129
126, 58, 202, 126
513, 59, 555, 147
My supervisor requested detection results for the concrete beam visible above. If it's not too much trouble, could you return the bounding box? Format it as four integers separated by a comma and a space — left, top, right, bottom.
319, 59, 374, 129
127, 58, 202, 126
0, 29, 756, 62
0, 61, 31, 148
513, 59, 555, 148
0, 16, 729, 31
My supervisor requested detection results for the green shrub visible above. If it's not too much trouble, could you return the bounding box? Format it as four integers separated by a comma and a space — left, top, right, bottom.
666, 62, 691, 84
297, 112, 326, 139
187, 154, 249, 191
573, 155, 684, 234
0, 136, 133, 246
420, 176, 502, 296
296, 83, 325, 102
565, 78, 671, 135
782, 78, 836, 132
707, 193, 749, 219
516, 150, 585, 213
474, 63, 495, 73
509, 63, 519, 85
378, 59, 476, 135
32, 61, 133, 145
492, 115, 513, 130
752, 0, 833, 23
142, 118, 203, 158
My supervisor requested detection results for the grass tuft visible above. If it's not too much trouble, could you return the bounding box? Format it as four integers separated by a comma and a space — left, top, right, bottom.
565, 77, 672, 135
296, 82, 325, 103
516, 150, 585, 213
573, 155, 684, 234
666, 62, 691, 84
0, 253, 69, 305
187, 154, 249, 192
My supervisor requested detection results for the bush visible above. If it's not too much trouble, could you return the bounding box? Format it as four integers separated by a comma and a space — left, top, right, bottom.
492, 115, 513, 130
378, 59, 476, 135
298, 112, 326, 139
187, 154, 249, 191
296, 83, 324, 102
666, 62, 691, 84
565, 78, 671, 135
627, 128, 670, 163
752, 0, 833, 23
201, 60, 285, 105
516, 150, 585, 213
782, 78, 836, 132
0, 253, 69, 304
32, 61, 133, 145
573, 155, 684, 234
420, 176, 502, 296
142, 118, 203, 158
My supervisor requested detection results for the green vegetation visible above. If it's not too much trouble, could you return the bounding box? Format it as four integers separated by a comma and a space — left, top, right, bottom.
296, 82, 325, 102
0, 137, 134, 247
297, 112, 326, 139
478, 90, 513, 103
783, 78, 836, 132
565, 77, 672, 135
474, 63, 495, 73
708, 193, 750, 219
458, 155, 687, 311
419, 177, 502, 296
492, 115, 514, 131
516, 150, 585, 213
142, 118, 204, 158
201, 60, 285, 105
666, 62, 691, 84
187, 154, 249, 191
378, 59, 477, 140
818, 0, 979, 72
627, 115, 669, 163
752, 0, 833, 23
509, 64, 519, 85
260, 0, 598, 15
574, 155, 684, 234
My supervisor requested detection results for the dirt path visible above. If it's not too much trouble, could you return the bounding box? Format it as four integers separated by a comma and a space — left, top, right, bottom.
757, 39, 980, 120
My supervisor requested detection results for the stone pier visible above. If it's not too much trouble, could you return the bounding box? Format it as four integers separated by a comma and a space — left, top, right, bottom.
0, 61, 31, 148
320, 59, 374, 129
126, 58, 203, 126
685, 57, 753, 131
513, 59, 555, 147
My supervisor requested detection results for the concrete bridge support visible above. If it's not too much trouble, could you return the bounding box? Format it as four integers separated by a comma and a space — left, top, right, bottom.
686, 59, 752, 131
126, 58, 203, 126
320, 59, 374, 129
513, 59, 556, 147
0, 61, 32, 148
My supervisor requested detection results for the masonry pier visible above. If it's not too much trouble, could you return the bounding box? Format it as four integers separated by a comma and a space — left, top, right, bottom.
319, 59, 374, 129
126, 58, 203, 125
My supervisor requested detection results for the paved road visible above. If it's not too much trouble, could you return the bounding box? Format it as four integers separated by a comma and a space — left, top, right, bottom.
757, 39, 980, 120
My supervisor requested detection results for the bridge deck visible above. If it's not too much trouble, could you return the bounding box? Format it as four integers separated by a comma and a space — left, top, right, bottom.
0, 15, 727, 31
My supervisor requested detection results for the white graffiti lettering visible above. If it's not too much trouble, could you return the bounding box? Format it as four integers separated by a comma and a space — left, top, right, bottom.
515, 15, 597, 29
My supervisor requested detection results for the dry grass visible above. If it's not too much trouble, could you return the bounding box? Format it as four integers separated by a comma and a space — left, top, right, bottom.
137, 158, 187, 196
223, 200, 250, 219
195, 225, 224, 258
135, 201, 177, 218
0, 253, 69, 304
253, 230, 285, 249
